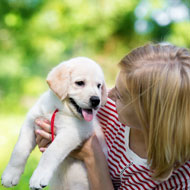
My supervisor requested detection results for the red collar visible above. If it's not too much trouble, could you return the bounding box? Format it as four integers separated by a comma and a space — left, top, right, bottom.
51, 109, 59, 142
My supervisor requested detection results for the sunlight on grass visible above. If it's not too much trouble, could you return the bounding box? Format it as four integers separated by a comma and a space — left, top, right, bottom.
0, 115, 49, 190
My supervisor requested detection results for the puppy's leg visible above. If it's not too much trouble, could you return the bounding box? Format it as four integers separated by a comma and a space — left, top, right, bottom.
29, 131, 83, 189
64, 158, 89, 190
49, 161, 66, 190
50, 158, 89, 190
1, 117, 36, 187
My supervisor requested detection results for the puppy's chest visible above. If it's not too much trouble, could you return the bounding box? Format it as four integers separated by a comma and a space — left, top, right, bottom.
47, 112, 94, 139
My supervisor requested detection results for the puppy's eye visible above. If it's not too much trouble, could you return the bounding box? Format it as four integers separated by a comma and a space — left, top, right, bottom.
75, 81, 85, 86
97, 84, 101, 89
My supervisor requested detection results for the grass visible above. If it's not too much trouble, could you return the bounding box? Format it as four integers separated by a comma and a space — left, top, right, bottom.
0, 114, 49, 190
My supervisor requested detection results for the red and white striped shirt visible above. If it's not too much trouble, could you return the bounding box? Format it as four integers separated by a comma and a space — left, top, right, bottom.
97, 97, 190, 190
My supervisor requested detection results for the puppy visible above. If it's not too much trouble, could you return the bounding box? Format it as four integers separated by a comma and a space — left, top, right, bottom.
1, 57, 107, 190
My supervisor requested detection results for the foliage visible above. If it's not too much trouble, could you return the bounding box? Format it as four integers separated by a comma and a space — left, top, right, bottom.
0, 0, 189, 114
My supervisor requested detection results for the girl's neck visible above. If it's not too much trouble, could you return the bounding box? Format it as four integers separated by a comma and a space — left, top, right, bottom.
129, 128, 147, 159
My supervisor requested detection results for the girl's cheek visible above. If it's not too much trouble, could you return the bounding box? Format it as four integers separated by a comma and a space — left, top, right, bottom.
118, 112, 127, 126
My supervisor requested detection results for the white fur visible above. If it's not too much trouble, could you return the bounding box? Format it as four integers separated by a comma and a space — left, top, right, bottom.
1, 57, 107, 190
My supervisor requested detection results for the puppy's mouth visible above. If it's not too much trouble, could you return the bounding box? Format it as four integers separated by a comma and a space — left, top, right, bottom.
69, 98, 93, 122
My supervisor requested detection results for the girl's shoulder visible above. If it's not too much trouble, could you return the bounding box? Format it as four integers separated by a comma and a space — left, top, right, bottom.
157, 160, 190, 189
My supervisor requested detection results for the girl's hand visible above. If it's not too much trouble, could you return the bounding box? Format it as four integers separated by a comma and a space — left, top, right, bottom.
70, 133, 99, 161
35, 117, 99, 162
34, 117, 95, 160
35, 118, 54, 152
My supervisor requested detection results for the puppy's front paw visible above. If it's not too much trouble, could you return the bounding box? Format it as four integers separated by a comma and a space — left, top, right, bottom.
1, 165, 23, 187
29, 168, 52, 190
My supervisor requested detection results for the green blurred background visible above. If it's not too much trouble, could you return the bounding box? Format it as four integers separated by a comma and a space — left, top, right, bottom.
0, 0, 189, 189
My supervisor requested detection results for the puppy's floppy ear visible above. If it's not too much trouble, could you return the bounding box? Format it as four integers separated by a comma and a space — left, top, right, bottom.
46, 62, 70, 101
101, 81, 107, 106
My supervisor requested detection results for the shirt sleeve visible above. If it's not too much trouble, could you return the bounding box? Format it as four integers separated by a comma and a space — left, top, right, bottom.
96, 97, 118, 134
157, 161, 190, 189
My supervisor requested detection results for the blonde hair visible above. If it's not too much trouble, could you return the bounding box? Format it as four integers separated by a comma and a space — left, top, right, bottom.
119, 44, 190, 180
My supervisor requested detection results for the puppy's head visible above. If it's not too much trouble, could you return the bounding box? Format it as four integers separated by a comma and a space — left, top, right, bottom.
47, 57, 107, 121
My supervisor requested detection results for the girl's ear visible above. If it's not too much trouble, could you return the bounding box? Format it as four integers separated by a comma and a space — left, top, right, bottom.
46, 62, 70, 101
101, 81, 107, 106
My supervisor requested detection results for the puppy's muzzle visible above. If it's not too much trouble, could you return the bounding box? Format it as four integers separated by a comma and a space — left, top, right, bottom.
90, 96, 100, 108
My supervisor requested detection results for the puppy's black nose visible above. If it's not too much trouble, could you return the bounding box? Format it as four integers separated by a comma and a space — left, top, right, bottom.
90, 96, 100, 108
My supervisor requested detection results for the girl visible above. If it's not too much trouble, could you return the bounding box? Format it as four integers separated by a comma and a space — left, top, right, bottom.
35, 44, 190, 189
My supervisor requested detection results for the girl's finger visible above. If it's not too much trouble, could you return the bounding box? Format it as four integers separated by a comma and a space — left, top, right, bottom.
38, 139, 50, 149
35, 132, 43, 145
35, 118, 52, 133
35, 129, 52, 141
40, 147, 47, 153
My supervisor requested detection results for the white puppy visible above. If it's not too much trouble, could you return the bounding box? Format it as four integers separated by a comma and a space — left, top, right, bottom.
1, 57, 107, 190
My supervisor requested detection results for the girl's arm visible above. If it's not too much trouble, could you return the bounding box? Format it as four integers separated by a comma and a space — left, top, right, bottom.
35, 118, 114, 190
